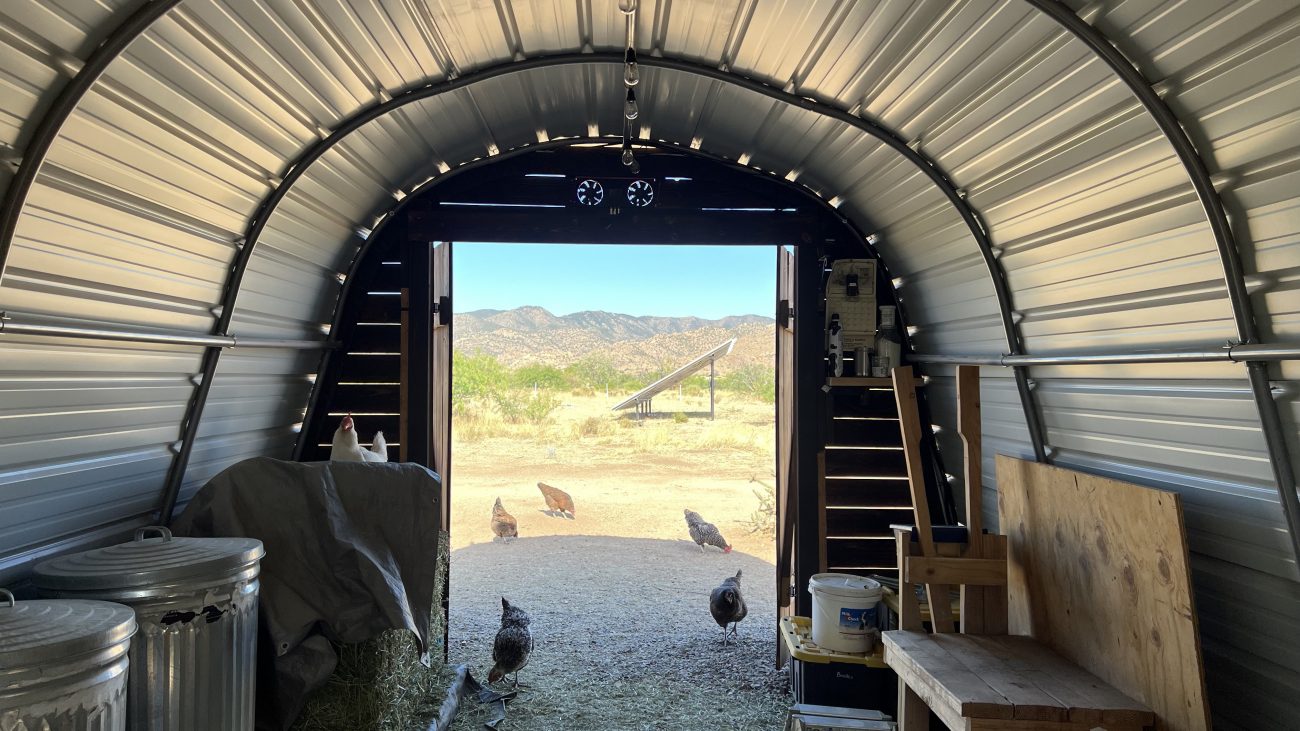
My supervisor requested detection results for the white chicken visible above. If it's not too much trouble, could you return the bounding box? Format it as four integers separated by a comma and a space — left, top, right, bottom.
329, 415, 388, 462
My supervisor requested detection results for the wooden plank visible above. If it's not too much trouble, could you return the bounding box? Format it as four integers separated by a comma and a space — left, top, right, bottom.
775, 247, 796, 669
903, 557, 1007, 586
979, 533, 1008, 636
816, 451, 828, 572
398, 289, 409, 463
430, 242, 452, 664
997, 455, 1208, 731
986, 635, 1154, 727
888, 632, 1153, 728
884, 631, 1015, 723
898, 684, 930, 731
927, 634, 1065, 722
967, 720, 1127, 731
827, 376, 895, 387
955, 365, 983, 540
894, 529, 924, 631
892, 366, 956, 634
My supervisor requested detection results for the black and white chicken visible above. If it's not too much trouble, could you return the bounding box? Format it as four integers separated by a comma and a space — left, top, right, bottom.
684, 509, 732, 553
709, 569, 747, 646
488, 597, 533, 687
329, 415, 388, 462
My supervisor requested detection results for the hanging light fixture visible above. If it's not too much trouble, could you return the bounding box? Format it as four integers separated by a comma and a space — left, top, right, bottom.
624, 89, 639, 120
624, 48, 639, 87
620, 0, 640, 171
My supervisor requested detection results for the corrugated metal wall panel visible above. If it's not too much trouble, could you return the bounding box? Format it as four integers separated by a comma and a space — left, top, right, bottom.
1192, 552, 1300, 730
1035, 374, 1295, 577
0, 334, 201, 571
177, 350, 315, 501
0, 0, 135, 165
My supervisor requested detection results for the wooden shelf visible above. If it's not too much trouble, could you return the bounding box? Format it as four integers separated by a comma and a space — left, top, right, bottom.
827, 376, 893, 387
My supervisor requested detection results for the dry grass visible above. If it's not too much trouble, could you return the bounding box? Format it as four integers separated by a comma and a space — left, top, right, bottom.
292, 533, 451, 731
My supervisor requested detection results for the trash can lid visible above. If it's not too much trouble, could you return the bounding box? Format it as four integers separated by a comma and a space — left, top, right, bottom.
0, 590, 137, 667
32, 526, 265, 591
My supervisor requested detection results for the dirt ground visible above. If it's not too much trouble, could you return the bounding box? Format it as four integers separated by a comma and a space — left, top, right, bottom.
446, 392, 788, 729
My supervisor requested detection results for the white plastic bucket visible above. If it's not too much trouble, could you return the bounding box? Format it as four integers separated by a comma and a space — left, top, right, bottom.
808, 573, 883, 654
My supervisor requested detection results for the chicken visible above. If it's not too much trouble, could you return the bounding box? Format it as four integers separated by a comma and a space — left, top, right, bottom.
488, 597, 533, 687
684, 509, 731, 553
491, 498, 518, 541
709, 569, 747, 645
329, 415, 388, 462
537, 482, 575, 518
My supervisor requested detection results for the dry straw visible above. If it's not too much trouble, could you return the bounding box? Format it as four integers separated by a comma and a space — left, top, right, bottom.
293, 533, 452, 730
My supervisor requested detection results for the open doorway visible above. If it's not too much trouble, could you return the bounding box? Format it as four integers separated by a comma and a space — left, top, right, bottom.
445, 243, 787, 729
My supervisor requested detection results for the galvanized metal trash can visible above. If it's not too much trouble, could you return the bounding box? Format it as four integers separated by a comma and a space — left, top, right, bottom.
33, 527, 265, 731
0, 588, 137, 730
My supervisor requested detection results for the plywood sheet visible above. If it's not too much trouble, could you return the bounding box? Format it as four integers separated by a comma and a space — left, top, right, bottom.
997, 455, 1209, 731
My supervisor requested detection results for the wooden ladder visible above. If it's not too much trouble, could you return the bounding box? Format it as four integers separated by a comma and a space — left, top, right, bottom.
815, 375, 915, 579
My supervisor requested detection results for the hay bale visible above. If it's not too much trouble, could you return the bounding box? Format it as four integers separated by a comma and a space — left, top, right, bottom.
292, 532, 451, 731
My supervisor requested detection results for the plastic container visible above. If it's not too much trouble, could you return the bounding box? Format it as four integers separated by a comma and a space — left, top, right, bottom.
34, 527, 264, 731
0, 589, 137, 730
808, 573, 883, 653
791, 660, 896, 716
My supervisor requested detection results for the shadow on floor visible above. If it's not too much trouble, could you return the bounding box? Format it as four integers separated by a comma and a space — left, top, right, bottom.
446, 535, 789, 730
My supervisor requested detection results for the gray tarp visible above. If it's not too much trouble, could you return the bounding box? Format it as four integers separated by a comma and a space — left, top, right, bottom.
171, 457, 443, 729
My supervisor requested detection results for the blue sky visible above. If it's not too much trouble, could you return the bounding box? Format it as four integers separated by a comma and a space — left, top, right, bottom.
453, 243, 777, 319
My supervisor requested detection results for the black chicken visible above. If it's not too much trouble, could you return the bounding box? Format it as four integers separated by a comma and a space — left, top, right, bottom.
709, 569, 747, 646
488, 597, 533, 687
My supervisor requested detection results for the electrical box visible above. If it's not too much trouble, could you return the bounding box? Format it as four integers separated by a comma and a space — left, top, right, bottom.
825, 259, 878, 350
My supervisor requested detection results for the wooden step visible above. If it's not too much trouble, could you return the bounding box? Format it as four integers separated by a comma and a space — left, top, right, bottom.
329, 383, 400, 413
824, 448, 907, 478
825, 508, 900, 538
824, 479, 913, 509
828, 417, 902, 447
338, 352, 400, 382
829, 390, 899, 419
825, 538, 898, 570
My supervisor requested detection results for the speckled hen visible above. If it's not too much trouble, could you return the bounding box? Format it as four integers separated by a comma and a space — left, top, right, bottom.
489, 597, 533, 687
684, 509, 731, 553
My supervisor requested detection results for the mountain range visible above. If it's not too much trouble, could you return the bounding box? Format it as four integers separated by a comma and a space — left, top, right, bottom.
454, 306, 774, 374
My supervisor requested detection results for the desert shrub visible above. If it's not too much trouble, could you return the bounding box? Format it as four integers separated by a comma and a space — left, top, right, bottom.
574, 415, 616, 438
565, 356, 621, 390
453, 351, 508, 402
492, 389, 561, 425
672, 411, 688, 424
512, 363, 569, 391
718, 364, 775, 403
742, 475, 777, 538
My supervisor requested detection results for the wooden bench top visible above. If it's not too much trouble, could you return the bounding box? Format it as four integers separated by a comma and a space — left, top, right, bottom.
883, 631, 1155, 730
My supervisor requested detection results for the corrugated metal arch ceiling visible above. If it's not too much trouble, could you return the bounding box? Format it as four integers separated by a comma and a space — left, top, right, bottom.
1, 1, 1299, 724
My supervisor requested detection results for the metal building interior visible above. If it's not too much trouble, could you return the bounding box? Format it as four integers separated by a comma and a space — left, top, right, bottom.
1, 0, 1298, 729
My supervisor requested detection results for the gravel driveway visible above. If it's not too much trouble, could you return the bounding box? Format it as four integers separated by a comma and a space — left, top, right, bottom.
446, 534, 790, 730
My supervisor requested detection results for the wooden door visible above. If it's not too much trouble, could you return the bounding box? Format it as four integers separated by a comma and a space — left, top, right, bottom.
775, 246, 796, 663
431, 242, 452, 531
431, 241, 452, 659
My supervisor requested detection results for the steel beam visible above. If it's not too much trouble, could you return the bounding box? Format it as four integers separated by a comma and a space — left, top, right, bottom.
1026, 0, 1300, 572
910, 343, 1300, 367
0, 314, 332, 349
